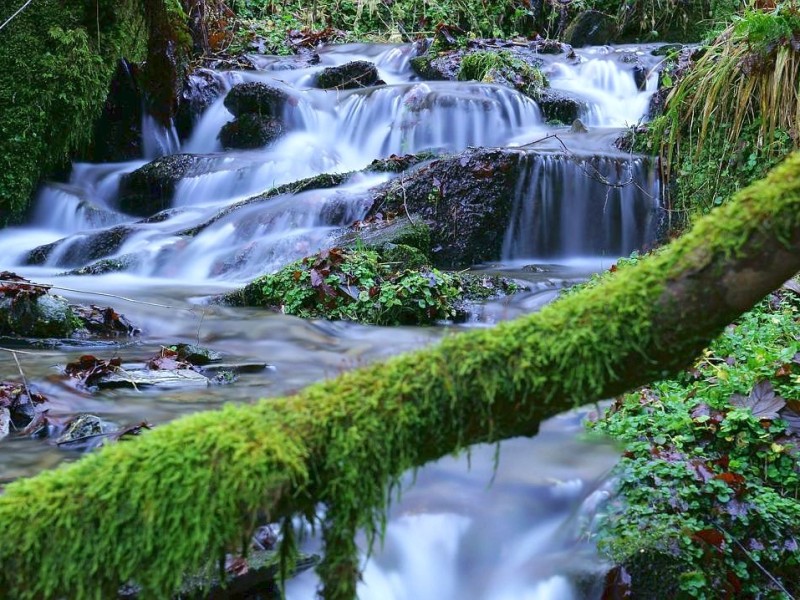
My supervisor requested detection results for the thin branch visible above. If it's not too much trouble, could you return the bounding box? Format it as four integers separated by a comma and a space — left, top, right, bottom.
0, 0, 33, 32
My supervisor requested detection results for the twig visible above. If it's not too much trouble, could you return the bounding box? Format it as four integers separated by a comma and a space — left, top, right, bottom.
0, 0, 32, 32
0, 279, 198, 314
714, 522, 796, 599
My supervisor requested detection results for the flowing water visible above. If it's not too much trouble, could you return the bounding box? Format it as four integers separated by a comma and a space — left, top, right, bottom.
0, 42, 665, 598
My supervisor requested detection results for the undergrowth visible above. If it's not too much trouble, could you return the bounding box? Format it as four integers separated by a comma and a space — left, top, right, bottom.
589, 286, 800, 598
642, 4, 800, 219
230, 246, 520, 325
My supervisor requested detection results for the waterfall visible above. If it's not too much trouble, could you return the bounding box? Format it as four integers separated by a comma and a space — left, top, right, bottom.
502, 154, 661, 260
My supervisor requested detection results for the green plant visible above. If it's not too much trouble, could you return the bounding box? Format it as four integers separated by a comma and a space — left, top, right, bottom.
589, 289, 800, 598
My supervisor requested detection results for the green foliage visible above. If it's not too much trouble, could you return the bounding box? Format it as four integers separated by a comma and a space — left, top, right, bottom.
224, 0, 540, 54
458, 50, 548, 98
570, 0, 739, 41
0, 0, 191, 226
639, 6, 800, 220
0, 151, 798, 599
589, 291, 800, 597
238, 246, 519, 325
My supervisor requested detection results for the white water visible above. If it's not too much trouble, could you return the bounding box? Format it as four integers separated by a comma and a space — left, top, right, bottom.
0, 41, 667, 599
0, 42, 662, 284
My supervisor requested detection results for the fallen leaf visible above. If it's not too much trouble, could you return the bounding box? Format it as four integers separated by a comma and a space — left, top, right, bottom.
729, 380, 785, 419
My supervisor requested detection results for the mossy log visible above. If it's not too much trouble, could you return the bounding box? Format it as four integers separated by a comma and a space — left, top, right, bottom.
1, 154, 800, 598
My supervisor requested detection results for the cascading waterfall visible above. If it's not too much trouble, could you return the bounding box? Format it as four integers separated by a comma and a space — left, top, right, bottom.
0, 41, 667, 599
502, 154, 661, 260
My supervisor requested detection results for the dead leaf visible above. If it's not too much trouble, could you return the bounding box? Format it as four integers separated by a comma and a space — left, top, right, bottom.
729, 380, 785, 420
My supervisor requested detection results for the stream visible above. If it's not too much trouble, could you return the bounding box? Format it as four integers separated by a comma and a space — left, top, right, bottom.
0, 41, 664, 598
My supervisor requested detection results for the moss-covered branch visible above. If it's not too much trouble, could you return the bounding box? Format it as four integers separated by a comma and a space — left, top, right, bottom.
1, 154, 800, 598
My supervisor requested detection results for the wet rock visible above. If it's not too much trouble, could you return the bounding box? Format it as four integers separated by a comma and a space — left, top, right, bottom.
25, 226, 135, 268
223, 81, 290, 117
64, 254, 141, 276
369, 148, 522, 268
410, 51, 463, 80
71, 304, 140, 337
118, 154, 208, 217
184, 152, 437, 236
0, 293, 77, 338
529, 38, 568, 54
563, 10, 617, 47
632, 65, 649, 91
316, 60, 380, 90
219, 114, 283, 150
176, 68, 225, 140
167, 343, 222, 365
98, 369, 209, 389
0, 380, 47, 433
56, 414, 110, 446
537, 90, 586, 124
570, 118, 588, 133
201, 362, 269, 375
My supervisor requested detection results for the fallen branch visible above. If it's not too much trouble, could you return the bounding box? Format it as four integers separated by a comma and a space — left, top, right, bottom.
0, 153, 799, 599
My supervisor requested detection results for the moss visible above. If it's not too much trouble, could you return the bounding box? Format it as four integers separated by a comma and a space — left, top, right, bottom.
0, 0, 190, 226
458, 50, 548, 99
0, 151, 798, 598
0, 0, 144, 225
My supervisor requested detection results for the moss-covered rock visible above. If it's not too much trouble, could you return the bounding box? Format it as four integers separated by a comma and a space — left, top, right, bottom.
219, 114, 284, 150
0, 0, 190, 226
563, 10, 617, 47
0, 294, 78, 338
316, 61, 380, 90
223, 246, 521, 325
536, 90, 586, 124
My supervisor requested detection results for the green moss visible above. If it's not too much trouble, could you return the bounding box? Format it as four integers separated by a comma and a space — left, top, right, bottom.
0, 151, 799, 599
0, 0, 191, 226
458, 50, 548, 99
0, 0, 146, 225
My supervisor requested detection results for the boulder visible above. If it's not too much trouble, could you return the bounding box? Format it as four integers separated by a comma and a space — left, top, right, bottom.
0, 293, 77, 338
369, 148, 522, 267
223, 82, 290, 117
410, 51, 465, 81
118, 154, 208, 217
536, 89, 586, 124
316, 60, 380, 90
25, 226, 136, 267
219, 114, 283, 150
563, 10, 617, 47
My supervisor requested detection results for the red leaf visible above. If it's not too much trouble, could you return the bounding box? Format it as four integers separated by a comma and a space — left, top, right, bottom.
693, 528, 724, 549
